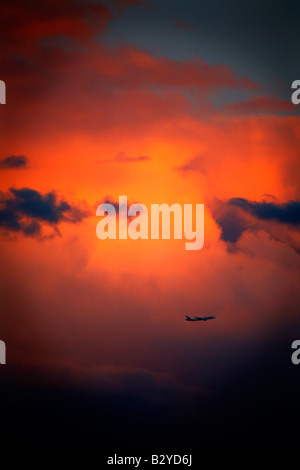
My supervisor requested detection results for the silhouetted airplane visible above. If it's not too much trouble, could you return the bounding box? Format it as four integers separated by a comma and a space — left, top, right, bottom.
185, 315, 216, 321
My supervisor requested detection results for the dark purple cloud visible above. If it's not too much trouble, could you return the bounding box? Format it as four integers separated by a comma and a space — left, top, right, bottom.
0, 155, 28, 169
211, 198, 300, 251
228, 198, 300, 226
0, 187, 90, 237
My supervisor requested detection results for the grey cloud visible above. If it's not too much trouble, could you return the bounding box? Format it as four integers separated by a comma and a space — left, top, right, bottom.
0, 155, 28, 169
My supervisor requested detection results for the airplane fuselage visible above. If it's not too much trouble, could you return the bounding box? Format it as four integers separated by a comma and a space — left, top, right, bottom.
186, 315, 216, 321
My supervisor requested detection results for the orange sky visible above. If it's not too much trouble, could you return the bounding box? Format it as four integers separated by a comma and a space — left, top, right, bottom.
0, 0, 299, 397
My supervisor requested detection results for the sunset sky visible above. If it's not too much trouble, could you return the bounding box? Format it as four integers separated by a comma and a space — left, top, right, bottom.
0, 0, 299, 452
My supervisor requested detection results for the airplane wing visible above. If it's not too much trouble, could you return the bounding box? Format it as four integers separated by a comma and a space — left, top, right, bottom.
186, 315, 216, 321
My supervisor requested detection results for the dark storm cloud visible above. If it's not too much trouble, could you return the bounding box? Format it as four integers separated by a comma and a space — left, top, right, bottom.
212, 198, 300, 249
213, 204, 248, 244
0, 188, 89, 237
229, 198, 300, 226
0, 155, 28, 170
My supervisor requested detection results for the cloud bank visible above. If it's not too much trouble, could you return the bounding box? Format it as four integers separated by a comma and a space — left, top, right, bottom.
0, 187, 90, 237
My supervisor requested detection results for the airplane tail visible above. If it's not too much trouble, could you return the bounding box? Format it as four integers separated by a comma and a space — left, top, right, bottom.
185, 315, 191, 320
